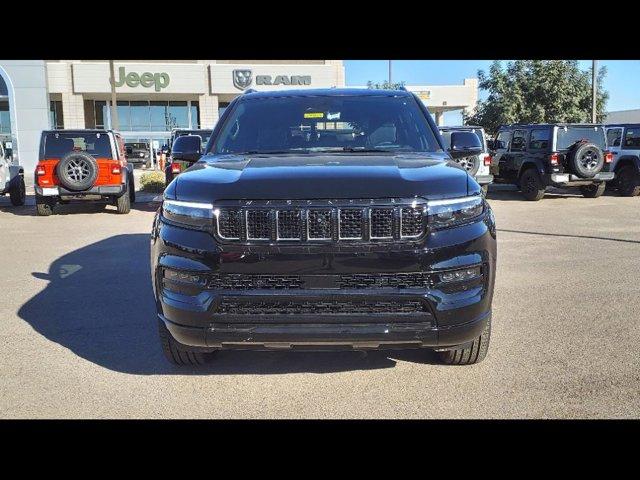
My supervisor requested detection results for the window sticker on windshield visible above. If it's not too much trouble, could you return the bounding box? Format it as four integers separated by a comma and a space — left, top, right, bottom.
304, 112, 324, 119
326, 112, 341, 121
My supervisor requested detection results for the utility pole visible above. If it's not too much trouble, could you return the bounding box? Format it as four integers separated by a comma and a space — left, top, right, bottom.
592, 60, 598, 123
109, 60, 120, 130
388, 60, 392, 86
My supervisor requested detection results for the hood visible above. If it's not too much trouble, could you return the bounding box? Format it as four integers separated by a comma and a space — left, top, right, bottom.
168, 153, 470, 202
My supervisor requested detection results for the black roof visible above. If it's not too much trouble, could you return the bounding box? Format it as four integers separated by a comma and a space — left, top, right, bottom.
42, 129, 116, 135
605, 123, 640, 128
438, 125, 484, 131
498, 123, 605, 129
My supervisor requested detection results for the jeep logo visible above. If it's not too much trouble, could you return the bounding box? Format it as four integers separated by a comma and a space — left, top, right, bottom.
111, 67, 170, 92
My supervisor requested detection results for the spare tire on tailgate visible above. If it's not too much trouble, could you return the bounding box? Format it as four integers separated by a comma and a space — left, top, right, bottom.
56, 152, 99, 191
567, 142, 604, 178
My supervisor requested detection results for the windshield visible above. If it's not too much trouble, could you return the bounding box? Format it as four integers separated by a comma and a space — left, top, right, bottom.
440, 129, 485, 151
211, 95, 441, 155
556, 126, 606, 150
43, 132, 113, 159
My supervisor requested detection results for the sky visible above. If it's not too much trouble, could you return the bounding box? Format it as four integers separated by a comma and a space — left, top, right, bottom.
344, 60, 640, 125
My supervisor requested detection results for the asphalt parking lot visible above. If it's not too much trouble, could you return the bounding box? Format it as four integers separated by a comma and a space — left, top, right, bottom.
1, 184, 639, 419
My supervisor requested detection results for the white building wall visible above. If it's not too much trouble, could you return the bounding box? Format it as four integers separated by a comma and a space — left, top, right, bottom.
0, 60, 51, 173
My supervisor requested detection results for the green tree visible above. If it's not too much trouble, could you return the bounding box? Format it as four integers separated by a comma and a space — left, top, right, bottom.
367, 80, 406, 90
465, 60, 609, 134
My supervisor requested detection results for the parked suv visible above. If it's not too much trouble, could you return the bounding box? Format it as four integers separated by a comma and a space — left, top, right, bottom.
124, 142, 150, 167
35, 129, 135, 216
165, 129, 213, 185
605, 124, 640, 196
489, 123, 614, 200
151, 88, 497, 366
439, 126, 493, 194
0, 141, 26, 206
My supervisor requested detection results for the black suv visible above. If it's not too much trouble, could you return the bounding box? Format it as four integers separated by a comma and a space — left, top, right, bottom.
151, 89, 497, 366
490, 123, 614, 200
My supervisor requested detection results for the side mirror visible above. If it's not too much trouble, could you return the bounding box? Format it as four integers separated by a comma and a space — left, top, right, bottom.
449, 131, 483, 159
171, 135, 202, 163
486, 139, 495, 151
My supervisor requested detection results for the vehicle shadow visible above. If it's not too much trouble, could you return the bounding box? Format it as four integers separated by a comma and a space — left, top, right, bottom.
498, 228, 640, 245
0, 194, 161, 216
485, 185, 622, 202
17, 234, 439, 375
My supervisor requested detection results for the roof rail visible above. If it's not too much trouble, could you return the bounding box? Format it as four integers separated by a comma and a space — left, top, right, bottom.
243, 88, 257, 94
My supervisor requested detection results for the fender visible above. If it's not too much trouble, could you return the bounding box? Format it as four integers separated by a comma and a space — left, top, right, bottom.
613, 155, 640, 173
517, 159, 546, 179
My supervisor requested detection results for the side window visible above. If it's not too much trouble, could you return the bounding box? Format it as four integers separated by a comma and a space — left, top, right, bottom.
622, 128, 640, 149
606, 128, 623, 148
496, 131, 511, 150
529, 129, 549, 150
510, 130, 527, 152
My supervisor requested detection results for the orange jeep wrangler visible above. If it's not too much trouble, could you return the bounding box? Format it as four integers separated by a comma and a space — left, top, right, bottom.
35, 129, 135, 216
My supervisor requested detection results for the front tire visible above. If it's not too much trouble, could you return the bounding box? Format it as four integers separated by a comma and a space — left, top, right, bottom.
580, 182, 606, 198
115, 184, 131, 214
36, 200, 54, 216
520, 168, 545, 201
437, 315, 491, 365
617, 165, 640, 197
9, 176, 26, 206
158, 319, 212, 366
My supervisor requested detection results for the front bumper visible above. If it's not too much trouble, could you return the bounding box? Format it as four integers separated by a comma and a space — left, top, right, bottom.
151, 211, 497, 351
547, 171, 614, 186
35, 184, 126, 199
475, 174, 494, 185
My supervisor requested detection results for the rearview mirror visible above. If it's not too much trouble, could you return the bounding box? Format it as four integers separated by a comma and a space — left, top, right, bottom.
449, 131, 483, 159
171, 135, 202, 163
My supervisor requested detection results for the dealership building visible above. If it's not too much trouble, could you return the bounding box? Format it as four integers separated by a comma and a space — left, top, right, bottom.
0, 60, 478, 174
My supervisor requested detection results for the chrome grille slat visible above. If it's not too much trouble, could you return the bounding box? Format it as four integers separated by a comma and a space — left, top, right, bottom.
214, 200, 426, 243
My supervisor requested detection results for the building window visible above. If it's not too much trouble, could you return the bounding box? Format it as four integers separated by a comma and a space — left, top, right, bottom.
49, 101, 64, 129
190, 101, 200, 128
110, 100, 194, 131
219, 102, 230, 119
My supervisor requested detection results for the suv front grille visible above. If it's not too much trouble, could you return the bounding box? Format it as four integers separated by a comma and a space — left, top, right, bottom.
206, 272, 434, 290
219, 299, 425, 315
213, 199, 426, 243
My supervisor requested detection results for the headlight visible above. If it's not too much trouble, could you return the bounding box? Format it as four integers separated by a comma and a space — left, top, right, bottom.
162, 199, 214, 230
427, 195, 484, 229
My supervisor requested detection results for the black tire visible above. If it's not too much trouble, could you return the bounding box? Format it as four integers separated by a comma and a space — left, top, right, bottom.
115, 184, 131, 214
617, 165, 640, 197
519, 168, 545, 201
56, 152, 99, 191
567, 142, 604, 178
438, 315, 491, 365
158, 319, 211, 366
128, 173, 136, 203
165, 168, 174, 186
9, 175, 26, 206
580, 182, 606, 198
35, 200, 54, 216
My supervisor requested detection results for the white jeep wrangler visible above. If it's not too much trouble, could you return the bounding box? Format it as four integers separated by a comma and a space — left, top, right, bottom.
0, 142, 26, 206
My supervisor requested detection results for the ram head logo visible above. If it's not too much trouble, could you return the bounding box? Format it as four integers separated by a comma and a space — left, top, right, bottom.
233, 69, 253, 90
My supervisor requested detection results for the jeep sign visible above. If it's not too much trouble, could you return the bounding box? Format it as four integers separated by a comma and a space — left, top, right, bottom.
111, 67, 170, 92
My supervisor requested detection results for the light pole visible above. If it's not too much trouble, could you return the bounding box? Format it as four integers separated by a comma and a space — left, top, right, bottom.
109, 60, 120, 130
592, 60, 597, 123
